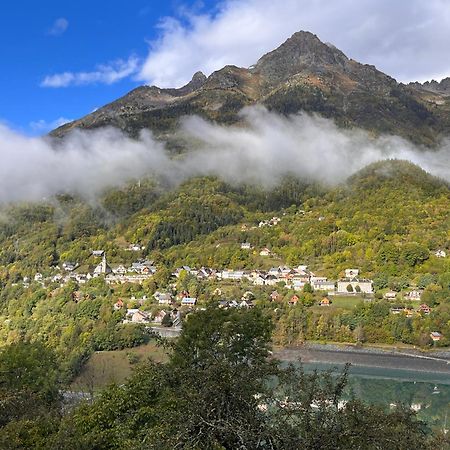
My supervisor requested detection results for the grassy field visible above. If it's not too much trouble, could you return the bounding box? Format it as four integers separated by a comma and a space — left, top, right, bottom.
306, 296, 365, 312
329, 295, 365, 309
70, 342, 168, 392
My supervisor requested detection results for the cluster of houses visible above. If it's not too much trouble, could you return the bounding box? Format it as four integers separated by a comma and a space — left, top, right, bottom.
384, 290, 424, 301
26, 251, 157, 287
172, 265, 373, 295
390, 303, 432, 316
258, 216, 282, 228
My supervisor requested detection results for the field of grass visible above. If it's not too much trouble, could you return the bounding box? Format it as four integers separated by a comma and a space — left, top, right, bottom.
70, 342, 168, 392
328, 296, 364, 309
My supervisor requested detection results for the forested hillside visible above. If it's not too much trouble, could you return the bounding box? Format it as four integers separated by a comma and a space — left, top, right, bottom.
0, 160, 448, 379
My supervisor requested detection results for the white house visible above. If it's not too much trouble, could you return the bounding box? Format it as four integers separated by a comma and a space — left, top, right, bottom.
337, 278, 373, 294
153, 291, 173, 305
240, 242, 252, 250
405, 290, 423, 301
181, 297, 197, 307
434, 250, 447, 258
34, 273, 43, 282
259, 248, 272, 256
221, 270, 245, 281
312, 280, 336, 293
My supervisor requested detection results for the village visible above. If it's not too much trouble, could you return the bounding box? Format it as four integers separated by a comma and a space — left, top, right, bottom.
20, 239, 446, 343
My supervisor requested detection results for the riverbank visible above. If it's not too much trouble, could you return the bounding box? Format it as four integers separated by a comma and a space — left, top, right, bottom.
274, 343, 450, 375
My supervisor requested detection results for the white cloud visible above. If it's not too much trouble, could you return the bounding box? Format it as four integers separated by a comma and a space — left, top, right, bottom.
0, 107, 448, 204
41, 57, 139, 88
48, 17, 69, 36
138, 0, 450, 87
29, 117, 71, 133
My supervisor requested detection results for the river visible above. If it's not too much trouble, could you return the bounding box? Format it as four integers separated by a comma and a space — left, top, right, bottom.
275, 344, 450, 431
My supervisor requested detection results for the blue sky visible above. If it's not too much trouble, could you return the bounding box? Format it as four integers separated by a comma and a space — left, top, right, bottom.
2, 0, 450, 135
0, 0, 215, 134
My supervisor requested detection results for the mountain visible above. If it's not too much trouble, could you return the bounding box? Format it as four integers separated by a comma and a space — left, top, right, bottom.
51, 31, 450, 146
409, 77, 450, 96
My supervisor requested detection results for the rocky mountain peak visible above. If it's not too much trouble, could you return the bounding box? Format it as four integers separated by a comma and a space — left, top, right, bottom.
252, 30, 349, 84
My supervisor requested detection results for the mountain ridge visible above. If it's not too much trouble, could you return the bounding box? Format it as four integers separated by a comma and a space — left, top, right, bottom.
51, 30, 450, 146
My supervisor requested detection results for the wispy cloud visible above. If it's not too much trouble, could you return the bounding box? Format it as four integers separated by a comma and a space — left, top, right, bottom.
48, 17, 69, 36
137, 0, 450, 87
41, 56, 139, 88
29, 117, 71, 133
0, 107, 449, 204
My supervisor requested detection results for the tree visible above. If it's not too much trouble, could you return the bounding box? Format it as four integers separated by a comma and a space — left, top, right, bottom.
346, 284, 354, 293
49, 308, 445, 450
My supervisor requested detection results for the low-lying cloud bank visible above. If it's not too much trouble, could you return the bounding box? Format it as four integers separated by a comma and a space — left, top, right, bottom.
0, 107, 449, 204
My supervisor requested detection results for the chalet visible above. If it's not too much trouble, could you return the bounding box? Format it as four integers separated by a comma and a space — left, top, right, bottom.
264, 275, 279, 286
289, 295, 299, 305
152, 310, 167, 324
434, 250, 446, 258
92, 250, 105, 257
131, 310, 150, 324
240, 242, 252, 250
112, 265, 127, 275
418, 304, 431, 315
219, 300, 230, 309
154, 292, 173, 305
62, 261, 77, 272
113, 299, 124, 310
76, 273, 90, 284
239, 299, 254, 308
270, 291, 280, 301
130, 260, 156, 274
390, 306, 404, 315
259, 248, 272, 256
197, 267, 214, 280
320, 297, 331, 306
405, 290, 422, 301
181, 297, 197, 307
383, 291, 397, 300
173, 266, 193, 278
253, 275, 266, 286
34, 273, 43, 282
268, 267, 282, 277
123, 308, 140, 322
430, 332, 443, 342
